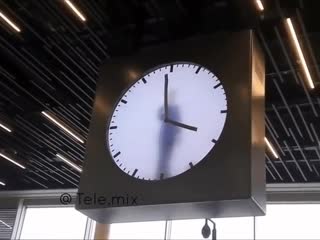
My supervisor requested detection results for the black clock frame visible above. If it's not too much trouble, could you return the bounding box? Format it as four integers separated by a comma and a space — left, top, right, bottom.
77, 30, 266, 223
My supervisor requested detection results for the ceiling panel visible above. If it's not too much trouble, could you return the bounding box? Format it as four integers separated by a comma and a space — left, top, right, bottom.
0, 0, 319, 190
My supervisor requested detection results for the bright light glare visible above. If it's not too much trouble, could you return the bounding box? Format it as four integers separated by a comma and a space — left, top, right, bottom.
41, 111, 84, 144
56, 154, 82, 173
110, 221, 166, 239
20, 207, 87, 239
0, 153, 26, 169
256, 0, 264, 11
0, 181, 5, 186
64, 0, 86, 22
0, 11, 21, 32
264, 137, 279, 159
286, 18, 314, 89
0, 123, 12, 133
256, 204, 320, 239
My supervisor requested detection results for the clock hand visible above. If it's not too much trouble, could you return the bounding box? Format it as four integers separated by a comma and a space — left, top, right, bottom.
164, 74, 169, 121
166, 118, 198, 132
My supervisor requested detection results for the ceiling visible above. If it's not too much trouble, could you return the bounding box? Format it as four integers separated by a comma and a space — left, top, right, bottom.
0, 0, 319, 190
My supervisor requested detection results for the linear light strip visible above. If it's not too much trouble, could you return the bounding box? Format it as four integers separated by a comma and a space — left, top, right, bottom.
41, 111, 84, 144
56, 154, 82, 173
0, 181, 5, 186
0, 153, 26, 169
0, 123, 12, 133
286, 18, 314, 89
64, 0, 86, 22
0, 11, 21, 32
0, 220, 12, 229
264, 137, 279, 159
256, 0, 264, 11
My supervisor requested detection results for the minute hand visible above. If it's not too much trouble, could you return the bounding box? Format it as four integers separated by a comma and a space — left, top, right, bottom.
166, 119, 198, 132
164, 74, 169, 121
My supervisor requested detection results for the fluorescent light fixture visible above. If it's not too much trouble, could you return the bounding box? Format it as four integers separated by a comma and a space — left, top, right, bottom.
64, 0, 86, 22
0, 11, 21, 32
0, 220, 11, 229
0, 123, 12, 133
286, 18, 314, 89
0, 181, 5, 186
0, 153, 26, 169
255, 0, 264, 11
41, 111, 84, 144
264, 137, 279, 159
56, 154, 82, 173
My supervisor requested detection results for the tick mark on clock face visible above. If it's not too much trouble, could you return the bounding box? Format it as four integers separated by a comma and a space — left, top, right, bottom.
132, 169, 138, 177
142, 78, 147, 84
189, 162, 194, 168
212, 138, 217, 143
121, 99, 127, 104
214, 82, 222, 89
170, 64, 173, 72
110, 126, 117, 129
220, 110, 227, 114
113, 151, 121, 158
195, 66, 202, 74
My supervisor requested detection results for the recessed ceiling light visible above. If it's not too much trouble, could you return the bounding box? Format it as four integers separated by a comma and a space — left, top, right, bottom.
264, 137, 279, 159
41, 111, 84, 144
0, 219, 12, 229
64, 0, 86, 22
0, 181, 5, 186
286, 18, 314, 89
255, 0, 264, 11
56, 154, 82, 173
0, 153, 26, 169
0, 123, 12, 133
0, 11, 21, 32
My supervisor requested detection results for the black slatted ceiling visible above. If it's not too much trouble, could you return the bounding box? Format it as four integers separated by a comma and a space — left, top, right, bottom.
0, 0, 319, 190
0, 209, 16, 239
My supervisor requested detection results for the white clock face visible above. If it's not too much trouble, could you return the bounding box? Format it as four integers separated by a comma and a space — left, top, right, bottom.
107, 62, 227, 181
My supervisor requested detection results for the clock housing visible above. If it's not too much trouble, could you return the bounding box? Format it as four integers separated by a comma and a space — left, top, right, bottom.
77, 30, 266, 223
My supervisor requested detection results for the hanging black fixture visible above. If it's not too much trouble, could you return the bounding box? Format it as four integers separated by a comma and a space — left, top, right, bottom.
201, 218, 216, 240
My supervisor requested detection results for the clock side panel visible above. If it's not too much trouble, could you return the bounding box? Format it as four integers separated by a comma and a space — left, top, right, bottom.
77, 31, 264, 221
250, 31, 266, 214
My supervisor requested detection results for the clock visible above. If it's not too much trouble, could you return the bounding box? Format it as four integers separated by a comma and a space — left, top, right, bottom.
77, 31, 266, 223
107, 62, 227, 180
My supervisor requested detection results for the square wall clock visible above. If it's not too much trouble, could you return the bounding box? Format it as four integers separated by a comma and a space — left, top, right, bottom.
76, 30, 266, 223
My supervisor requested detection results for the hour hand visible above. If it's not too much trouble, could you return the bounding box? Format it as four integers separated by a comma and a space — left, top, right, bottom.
166, 119, 198, 132
164, 74, 169, 121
